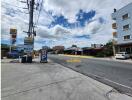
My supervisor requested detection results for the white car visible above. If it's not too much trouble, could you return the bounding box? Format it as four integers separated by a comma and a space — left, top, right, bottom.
115, 52, 130, 59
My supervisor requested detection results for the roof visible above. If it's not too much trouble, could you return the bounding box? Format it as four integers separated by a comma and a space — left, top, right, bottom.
66, 47, 83, 51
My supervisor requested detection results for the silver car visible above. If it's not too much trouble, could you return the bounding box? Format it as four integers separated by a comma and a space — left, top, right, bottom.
115, 52, 130, 59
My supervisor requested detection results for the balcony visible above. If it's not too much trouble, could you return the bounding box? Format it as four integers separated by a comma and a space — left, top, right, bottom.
112, 23, 117, 29
112, 32, 117, 38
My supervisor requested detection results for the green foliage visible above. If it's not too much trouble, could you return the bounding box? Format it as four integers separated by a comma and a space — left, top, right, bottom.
1, 44, 9, 50
95, 41, 113, 57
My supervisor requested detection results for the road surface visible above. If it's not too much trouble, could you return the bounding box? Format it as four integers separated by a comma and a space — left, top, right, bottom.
49, 54, 132, 95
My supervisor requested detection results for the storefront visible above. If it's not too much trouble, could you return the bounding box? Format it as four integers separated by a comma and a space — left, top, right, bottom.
116, 43, 132, 54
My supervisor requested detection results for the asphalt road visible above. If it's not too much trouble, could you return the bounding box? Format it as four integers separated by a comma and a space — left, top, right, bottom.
49, 54, 132, 95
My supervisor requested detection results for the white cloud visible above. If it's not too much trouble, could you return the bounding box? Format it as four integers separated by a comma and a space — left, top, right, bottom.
1, 0, 132, 49
44, 0, 132, 22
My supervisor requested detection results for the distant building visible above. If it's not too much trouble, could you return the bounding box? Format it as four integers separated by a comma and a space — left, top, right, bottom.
52, 46, 65, 54
65, 45, 83, 55
42, 46, 50, 50
111, 3, 132, 54
91, 44, 104, 49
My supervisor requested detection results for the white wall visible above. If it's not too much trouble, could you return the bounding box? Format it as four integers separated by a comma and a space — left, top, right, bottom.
112, 3, 132, 44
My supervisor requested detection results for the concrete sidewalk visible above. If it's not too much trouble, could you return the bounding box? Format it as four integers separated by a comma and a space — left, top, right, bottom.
1, 60, 132, 100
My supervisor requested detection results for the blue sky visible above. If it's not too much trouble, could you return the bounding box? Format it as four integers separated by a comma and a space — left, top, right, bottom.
48, 10, 96, 29
1, 0, 132, 49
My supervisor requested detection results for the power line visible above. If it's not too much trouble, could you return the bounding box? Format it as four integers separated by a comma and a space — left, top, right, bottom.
42, 7, 54, 21
2, 1, 29, 14
2, 1, 25, 9
35, 0, 43, 26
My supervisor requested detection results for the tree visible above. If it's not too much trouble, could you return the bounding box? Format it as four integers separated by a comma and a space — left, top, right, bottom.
96, 41, 113, 57
1, 44, 9, 50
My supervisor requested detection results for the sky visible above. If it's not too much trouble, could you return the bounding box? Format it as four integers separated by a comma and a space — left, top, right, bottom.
1, 0, 132, 49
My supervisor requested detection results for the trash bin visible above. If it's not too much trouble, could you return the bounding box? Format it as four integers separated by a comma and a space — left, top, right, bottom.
27, 56, 32, 63
21, 56, 26, 63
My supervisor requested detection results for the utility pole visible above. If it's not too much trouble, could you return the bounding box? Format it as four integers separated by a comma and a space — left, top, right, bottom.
19, 0, 38, 63
28, 0, 35, 37
112, 39, 116, 56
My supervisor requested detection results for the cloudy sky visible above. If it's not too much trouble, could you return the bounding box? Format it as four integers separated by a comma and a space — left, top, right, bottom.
1, 0, 132, 49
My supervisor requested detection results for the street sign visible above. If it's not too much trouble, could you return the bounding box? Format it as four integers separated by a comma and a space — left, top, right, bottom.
24, 37, 34, 45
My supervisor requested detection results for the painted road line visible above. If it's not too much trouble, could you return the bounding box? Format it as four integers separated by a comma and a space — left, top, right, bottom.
66, 58, 81, 63
59, 54, 94, 58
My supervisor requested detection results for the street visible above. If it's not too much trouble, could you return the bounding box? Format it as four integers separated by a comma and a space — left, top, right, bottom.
49, 54, 132, 94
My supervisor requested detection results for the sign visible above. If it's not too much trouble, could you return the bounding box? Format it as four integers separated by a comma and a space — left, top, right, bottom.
12, 39, 16, 44
10, 28, 17, 44
24, 45, 33, 53
40, 49, 47, 63
10, 29, 17, 34
12, 34, 17, 38
24, 37, 34, 45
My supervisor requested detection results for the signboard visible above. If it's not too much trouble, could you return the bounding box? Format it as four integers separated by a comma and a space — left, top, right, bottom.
40, 49, 47, 63
10, 29, 17, 34
12, 39, 16, 44
24, 45, 33, 53
24, 37, 34, 45
10, 28, 17, 44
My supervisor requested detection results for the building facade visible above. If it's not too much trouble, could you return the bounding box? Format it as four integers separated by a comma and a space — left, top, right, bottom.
111, 3, 132, 54
52, 46, 65, 54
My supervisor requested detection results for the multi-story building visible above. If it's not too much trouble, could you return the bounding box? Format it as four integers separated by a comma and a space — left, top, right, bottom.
111, 3, 132, 55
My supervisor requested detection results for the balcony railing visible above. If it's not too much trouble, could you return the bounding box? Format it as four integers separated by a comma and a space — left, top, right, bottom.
112, 23, 117, 29
112, 32, 117, 38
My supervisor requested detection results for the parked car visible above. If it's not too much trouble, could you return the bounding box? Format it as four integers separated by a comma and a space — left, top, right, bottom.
115, 52, 130, 59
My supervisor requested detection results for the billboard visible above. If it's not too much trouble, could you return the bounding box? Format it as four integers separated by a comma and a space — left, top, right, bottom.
10, 29, 17, 34
24, 37, 34, 45
10, 28, 17, 44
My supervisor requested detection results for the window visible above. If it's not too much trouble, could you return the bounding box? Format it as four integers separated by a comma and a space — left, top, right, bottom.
124, 35, 130, 40
123, 24, 129, 31
126, 48, 131, 54
122, 13, 129, 20
112, 23, 117, 29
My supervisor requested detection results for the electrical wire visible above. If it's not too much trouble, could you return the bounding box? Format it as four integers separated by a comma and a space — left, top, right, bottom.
42, 7, 54, 21
34, 0, 43, 26
2, 1, 25, 8
2, 1, 29, 14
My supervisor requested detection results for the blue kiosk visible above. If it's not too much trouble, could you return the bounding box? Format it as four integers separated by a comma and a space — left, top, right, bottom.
40, 46, 48, 63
